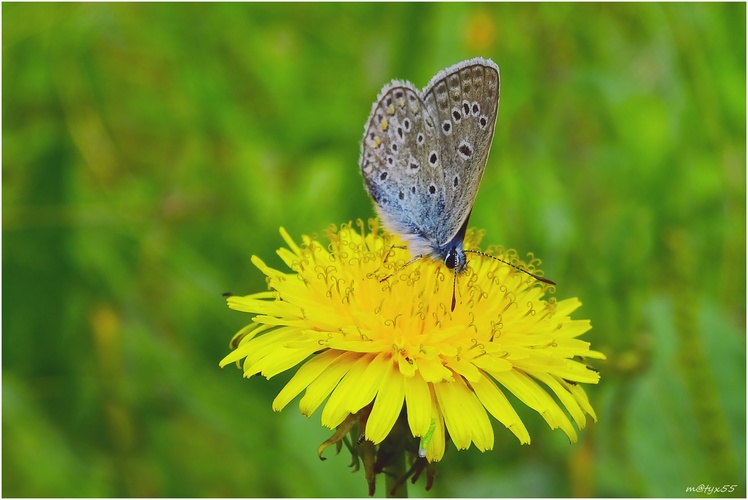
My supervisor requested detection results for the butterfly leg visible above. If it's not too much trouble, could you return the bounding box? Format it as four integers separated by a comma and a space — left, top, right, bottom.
379, 254, 423, 283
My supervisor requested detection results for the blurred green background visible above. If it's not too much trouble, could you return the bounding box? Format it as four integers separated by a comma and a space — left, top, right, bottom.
3, 3, 745, 497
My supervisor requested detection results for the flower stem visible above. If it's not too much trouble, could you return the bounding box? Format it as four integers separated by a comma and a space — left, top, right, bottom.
384, 450, 407, 498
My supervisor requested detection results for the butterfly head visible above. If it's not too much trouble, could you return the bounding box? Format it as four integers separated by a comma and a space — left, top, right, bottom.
443, 246, 467, 274
439, 243, 468, 312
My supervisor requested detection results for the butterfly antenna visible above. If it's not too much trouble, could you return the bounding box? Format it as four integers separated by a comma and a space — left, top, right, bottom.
465, 250, 556, 286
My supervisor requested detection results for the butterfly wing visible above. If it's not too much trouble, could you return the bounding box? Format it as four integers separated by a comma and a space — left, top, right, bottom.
359, 81, 448, 257
421, 58, 500, 248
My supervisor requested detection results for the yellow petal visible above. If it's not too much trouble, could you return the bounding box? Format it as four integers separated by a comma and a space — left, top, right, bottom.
433, 377, 493, 451
404, 373, 432, 436
366, 361, 405, 443
273, 350, 341, 411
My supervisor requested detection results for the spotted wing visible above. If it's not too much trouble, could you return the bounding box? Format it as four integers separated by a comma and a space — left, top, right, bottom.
421, 58, 500, 247
359, 81, 448, 257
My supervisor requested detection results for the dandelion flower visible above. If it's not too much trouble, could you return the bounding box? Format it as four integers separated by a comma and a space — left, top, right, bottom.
221, 219, 604, 493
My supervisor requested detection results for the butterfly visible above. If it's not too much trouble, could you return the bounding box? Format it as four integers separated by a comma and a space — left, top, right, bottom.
359, 58, 554, 310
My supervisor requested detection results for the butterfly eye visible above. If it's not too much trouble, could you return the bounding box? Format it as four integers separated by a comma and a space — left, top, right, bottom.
445, 250, 457, 269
